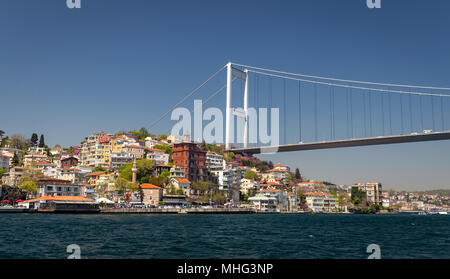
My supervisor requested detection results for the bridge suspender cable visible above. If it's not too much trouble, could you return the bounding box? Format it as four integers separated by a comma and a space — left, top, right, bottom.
299, 81, 302, 142
245, 69, 450, 98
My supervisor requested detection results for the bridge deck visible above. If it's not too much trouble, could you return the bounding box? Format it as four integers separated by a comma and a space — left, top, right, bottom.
230, 131, 450, 154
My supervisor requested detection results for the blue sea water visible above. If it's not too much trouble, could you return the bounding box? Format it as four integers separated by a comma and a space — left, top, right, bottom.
0, 214, 448, 259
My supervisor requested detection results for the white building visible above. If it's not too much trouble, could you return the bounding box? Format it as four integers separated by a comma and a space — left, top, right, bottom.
146, 148, 169, 165
0, 154, 10, 171
110, 152, 133, 169
58, 168, 83, 183
305, 192, 338, 212
274, 164, 290, 173
37, 162, 58, 178
206, 152, 224, 169
27, 146, 47, 155
170, 167, 186, 178
354, 182, 383, 205
248, 194, 278, 212
240, 178, 260, 195
37, 180, 84, 197
170, 177, 191, 196
211, 169, 234, 191
144, 137, 162, 149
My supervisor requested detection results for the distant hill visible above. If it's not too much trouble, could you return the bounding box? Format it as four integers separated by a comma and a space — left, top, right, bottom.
413, 189, 450, 196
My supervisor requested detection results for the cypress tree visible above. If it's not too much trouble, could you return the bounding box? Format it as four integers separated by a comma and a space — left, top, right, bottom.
38, 135, 45, 148
12, 153, 19, 166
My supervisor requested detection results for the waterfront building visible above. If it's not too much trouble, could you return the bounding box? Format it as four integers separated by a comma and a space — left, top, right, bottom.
169, 177, 191, 196
82, 184, 96, 199
288, 192, 298, 212
304, 192, 338, 212
162, 195, 189, 207
140, 183, 163, 207
36, 178, 82, 197
21, 195, 99, 212
260, 189, 289, 211
248, 194, 278, 212
353, 182, 383, 205
172, 142, 213, 183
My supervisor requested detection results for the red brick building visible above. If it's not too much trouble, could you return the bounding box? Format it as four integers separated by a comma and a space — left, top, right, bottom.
172, 142, 215, 183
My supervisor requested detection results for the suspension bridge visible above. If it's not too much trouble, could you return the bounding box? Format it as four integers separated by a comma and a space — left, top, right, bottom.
149, 62, 450, 154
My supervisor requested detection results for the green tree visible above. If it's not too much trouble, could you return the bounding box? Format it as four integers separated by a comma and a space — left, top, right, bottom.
155, 144, 172, 155
114, 177, 138, 196
176, 189, 185, 196
93, 167, 107, 172
295, 168, 301, 180
21, 162, 43, 182
297, 191, 307, 205
10, 134, 27, 150
212, 193, 226, 204
351, 186, 367, 206
18, 180, 37, 198
148, 176, 163, 186
139, 127, 149, 140
30, 133, 38, 147
158, 170, 171, 185
0, 168, 6, 179
244, 170, 259, 181
158, 134, 168, 140
118, 159, 153, 182
38, 134, 45, 148
0, 130, 4, 140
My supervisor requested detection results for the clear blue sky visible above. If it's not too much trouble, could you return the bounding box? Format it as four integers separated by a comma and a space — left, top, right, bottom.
1, 0, 450, 190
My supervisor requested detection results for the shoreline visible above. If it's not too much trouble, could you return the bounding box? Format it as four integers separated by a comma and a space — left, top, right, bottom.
0, 207, 431, 215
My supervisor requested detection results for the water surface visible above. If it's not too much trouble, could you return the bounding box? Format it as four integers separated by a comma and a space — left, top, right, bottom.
0, 214, 448, 259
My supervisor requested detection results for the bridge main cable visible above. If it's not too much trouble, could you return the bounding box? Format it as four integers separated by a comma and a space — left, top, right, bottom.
232, 63, 450, 91
149, 64, 227, 130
